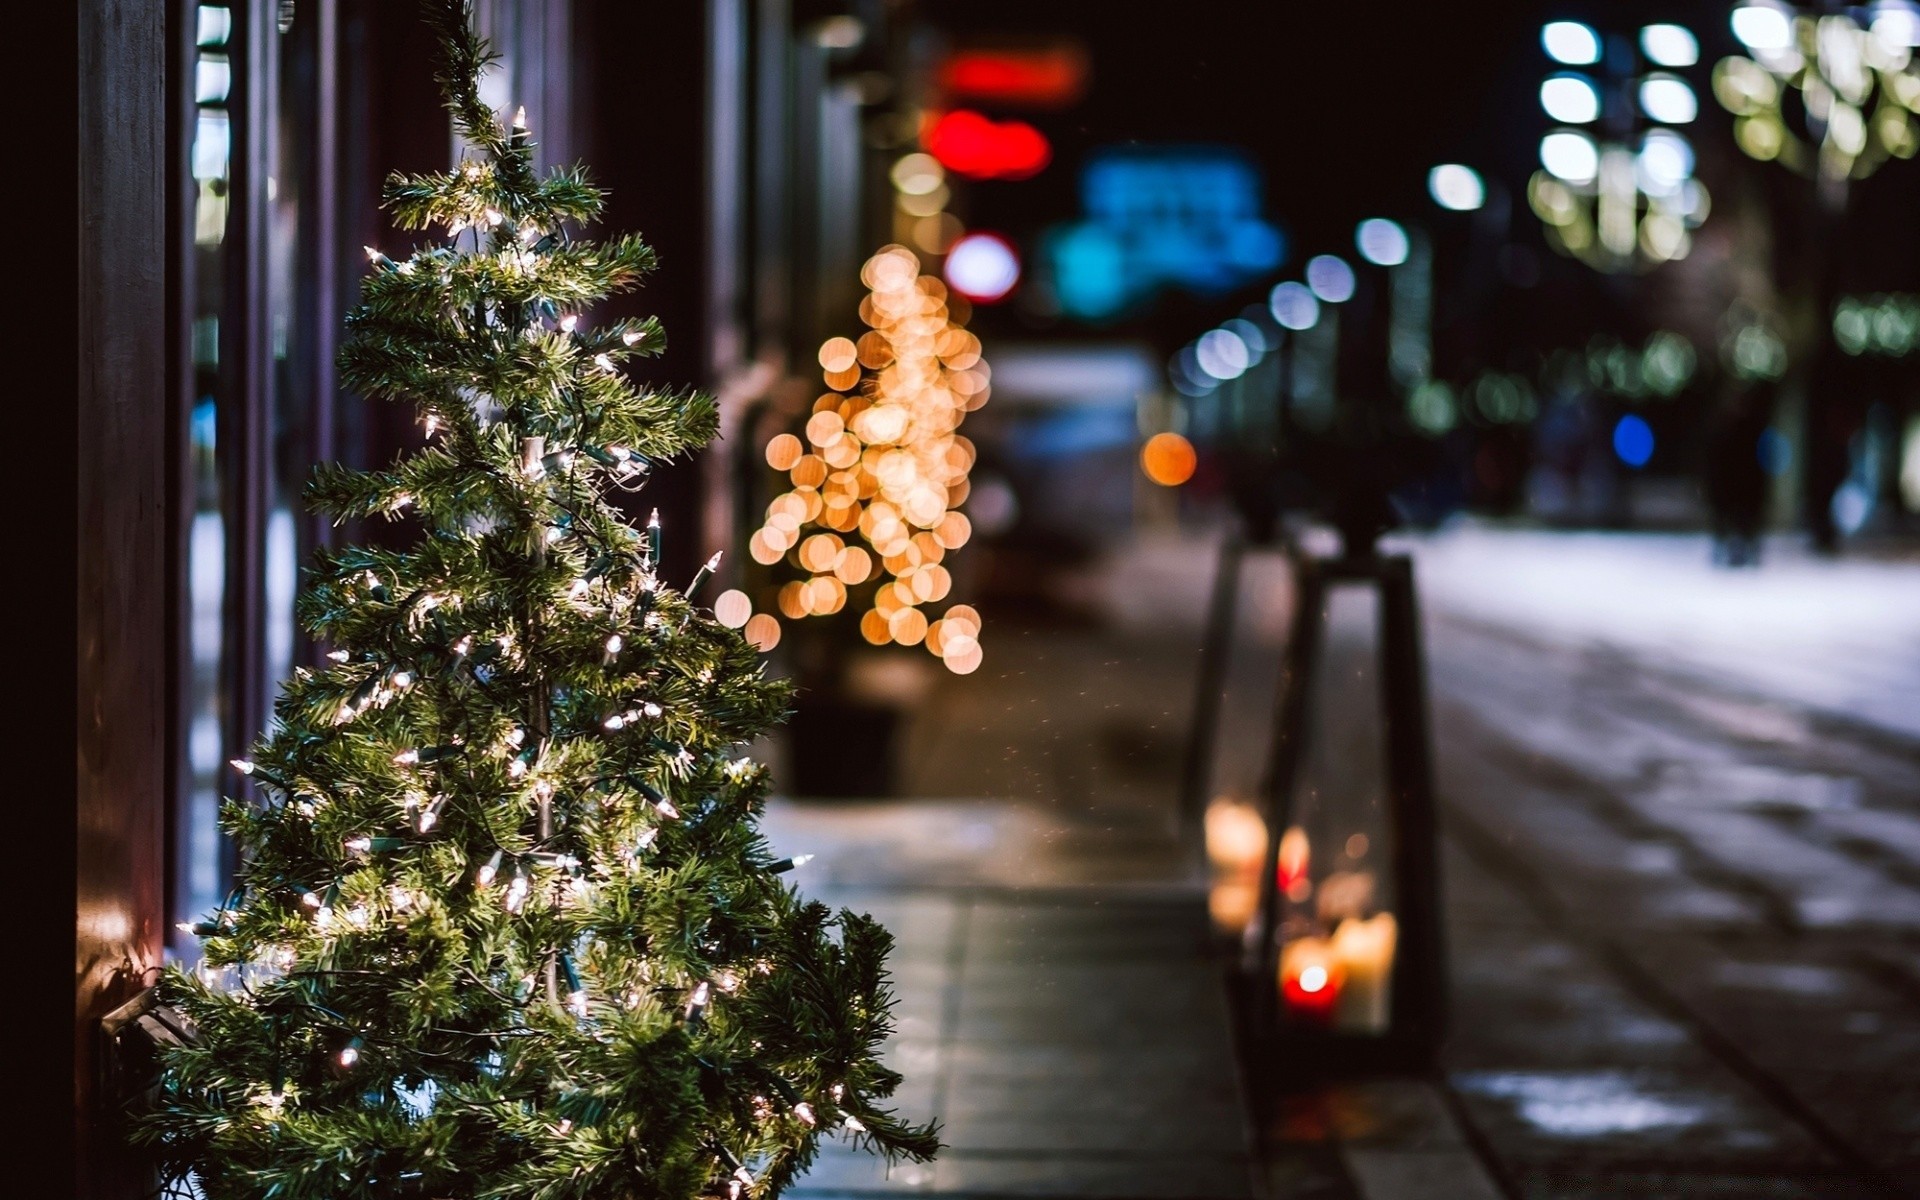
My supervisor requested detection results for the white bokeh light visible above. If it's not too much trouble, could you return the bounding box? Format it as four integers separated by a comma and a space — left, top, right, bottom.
1540, 74, 1601, 124
943, 233, 1020, 302
1428, 164, 1486, 211
1195, 328, 1251, 380
1305, 255, 1356, 303
1637, 129, 1695, 193
1269, 281, 1321, 330
1639, 74, 1698, 124
1871, 4, 1920, 49
1731, 3, 1793, 52
1640, 23, 1700, 67
1541, 130, 1600, 183
1356, 218, 1410, 266
1542, 21, 1601, 65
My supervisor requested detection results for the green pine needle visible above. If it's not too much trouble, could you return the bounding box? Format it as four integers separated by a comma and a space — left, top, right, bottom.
135, 3, 938, 1196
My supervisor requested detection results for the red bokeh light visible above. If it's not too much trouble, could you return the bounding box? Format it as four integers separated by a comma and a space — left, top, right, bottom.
924, 110, 1052, 181
938, 47, 1088, 108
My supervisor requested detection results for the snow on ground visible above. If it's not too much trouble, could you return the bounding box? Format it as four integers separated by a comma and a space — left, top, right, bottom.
1405, 522, 1920, 742
1070, 523, 1920, 742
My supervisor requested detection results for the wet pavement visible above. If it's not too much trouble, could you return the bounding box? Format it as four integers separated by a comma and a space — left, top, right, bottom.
764, 528, 1920, 1198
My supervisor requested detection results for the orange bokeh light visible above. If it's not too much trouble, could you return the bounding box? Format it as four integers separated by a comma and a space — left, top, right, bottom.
1140, 432, 1197, 487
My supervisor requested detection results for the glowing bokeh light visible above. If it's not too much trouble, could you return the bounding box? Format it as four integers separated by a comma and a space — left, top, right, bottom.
1428, 164, 1486, 211
1355, 218, 1410, 266
757, 245, 987, 671
1542, 20, 1601, 65
1140, 432, 1197, 487
1195, 328, 1251, 380
712, 589, 753, 629
924, 109, 1051, 180
1613, 413, 1656, 467
1639, 75, 1699, 124
1223, 316, 1270, 355
1540, 73, 1601, 124
1872, 6, 1920, 49
1540, 130, 1600, 183
1731, 3, 1793, 52
1637, 129, 1695, 192
889, 152, 946, 196
1269, 280, 1321, 330
944, 233, 1021, 302
1305, 255, 1356, 303
1640, 23, 1700, 67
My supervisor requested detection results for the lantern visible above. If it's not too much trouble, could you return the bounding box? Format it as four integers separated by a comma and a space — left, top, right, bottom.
1245, 550, 1445, 1070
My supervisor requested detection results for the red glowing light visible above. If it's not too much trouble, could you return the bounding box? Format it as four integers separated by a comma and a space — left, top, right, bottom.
938, 47, 1088, 108
924, 110, 1052, 181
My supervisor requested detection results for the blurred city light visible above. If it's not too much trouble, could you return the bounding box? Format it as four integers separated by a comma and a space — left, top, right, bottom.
1637, 129, 1695, 193
937, 44, 1089, 108
1542, 21, 1602, 65
1871, 3, 1920, 49
1140, 432, 1197, 487
1355, 218, 1410, 267
1540, 130, 1600, 183
1269, 280, 1320, 330
1540, 73, 1601, 123
1222, 315, 1271, 355
890, 152, 946, 195
1047, 148, 1286, 321
944, 232, 1021, 302
1731, 3, 1794, 52
1612, 413, 1656, 467
1428, 164, 1486, 211
1195, 328, 1251, 380
1638, 74, 1699, 124
1717, 2, 1920, 182
1407, 380, 1459, 435
925, 109, 1051, 180
1305, 255, 1356, 303
1640, 23, 1700, 67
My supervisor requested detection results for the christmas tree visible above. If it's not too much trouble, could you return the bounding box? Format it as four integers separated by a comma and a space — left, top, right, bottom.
136, 4, 937, 1196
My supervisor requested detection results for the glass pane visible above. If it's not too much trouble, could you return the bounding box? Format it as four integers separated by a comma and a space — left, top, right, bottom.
1273, 582, 1399, 1035
176, 3, 236, 955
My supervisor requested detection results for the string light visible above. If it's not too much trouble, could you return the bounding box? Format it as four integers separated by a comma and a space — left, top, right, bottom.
503, 870, 530, 913
338, 1037, 363, 1068
768, 854, 814, 874
752, 245, 986, 673
477, 850, 503, 887
688, 551, 722, 598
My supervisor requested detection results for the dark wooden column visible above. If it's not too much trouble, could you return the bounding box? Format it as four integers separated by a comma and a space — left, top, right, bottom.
76, 2, 170, 1199
579, 0, 717, 585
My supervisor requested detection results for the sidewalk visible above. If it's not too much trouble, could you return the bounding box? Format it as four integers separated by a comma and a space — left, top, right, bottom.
762, 621, 1263, 1198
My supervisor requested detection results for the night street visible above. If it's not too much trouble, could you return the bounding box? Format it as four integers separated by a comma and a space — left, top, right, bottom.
56, 3, 1920, 1198
766, 530, 1920, 1197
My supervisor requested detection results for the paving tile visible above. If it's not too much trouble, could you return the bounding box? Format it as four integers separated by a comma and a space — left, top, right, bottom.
1507, 1168, 1891, 1198
936, 1150, 1256, 1198
787, 1143, 938, 1194
1340, 1147, 1504, 1200
1316, 1081, 1469, 1150
1450, 1067, 1834, 1170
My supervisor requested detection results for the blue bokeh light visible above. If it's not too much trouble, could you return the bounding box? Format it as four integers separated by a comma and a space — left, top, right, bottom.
1613, 414, 1655, 468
